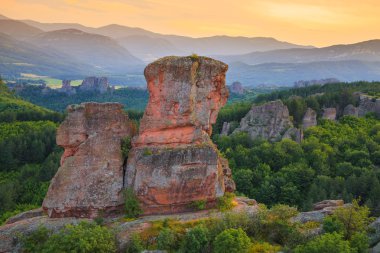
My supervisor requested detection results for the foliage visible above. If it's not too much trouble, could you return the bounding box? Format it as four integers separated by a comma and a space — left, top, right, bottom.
213, 228, 251, 253
126, 233, 144, 253
124, 188, 142, 219
294, 232, 352, 253
329, 200, 372, 240
248, 242, 281, 253
217, 192, 235, 211
190, 200, 207, 210
214, 116, 380, 212
21, 222, 117, 253
180, 225, 209, 253
157, 227, 177, 251
121, 136, 132, 160
17, 85, 148, 112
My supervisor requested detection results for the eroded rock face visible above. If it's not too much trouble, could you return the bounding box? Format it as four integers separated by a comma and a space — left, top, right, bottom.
343, 104, 359, 117
43, 102, 133, 218
302, 108, 317, 129
221, 122, 231, 136
134, 56, 228, 147
230, 81, 244, 94
126, 56, 234, 215
322, 108, 336, 121
79, 76, 109, 93
233, 100, 299, 142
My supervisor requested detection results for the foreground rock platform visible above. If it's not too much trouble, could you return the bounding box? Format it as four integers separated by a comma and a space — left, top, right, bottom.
42, 102, 133, 218
126, 56, 235, 215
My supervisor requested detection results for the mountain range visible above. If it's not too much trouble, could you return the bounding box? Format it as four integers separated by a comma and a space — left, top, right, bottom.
1, 13, 380, 86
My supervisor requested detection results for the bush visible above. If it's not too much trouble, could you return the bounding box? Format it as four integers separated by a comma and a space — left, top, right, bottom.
126, 233, 144, 253
349, 232, 369, 253
124, 188, 142, 219
20, 225, 51, 253
190, 200, 207, 210
217, 192, 235, 211
294, 232, 351, 253
213, 228, 251, 253
21, 222, 116, 253
180, 225, 209, 253
323, 216, 344, 234
157, 227, 177, 251
329, 200, 372, 240
121, 136, 132, 160
248, 242, 281, 253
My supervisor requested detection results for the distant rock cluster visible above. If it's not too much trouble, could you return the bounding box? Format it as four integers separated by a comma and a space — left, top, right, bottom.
232, 100, 302, 142
58, 76, 112, 95
229, 81, 244, 94
294, 78, 340, 88
342, 93, 380, 118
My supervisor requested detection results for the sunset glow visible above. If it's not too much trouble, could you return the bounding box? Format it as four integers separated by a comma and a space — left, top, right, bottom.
2, 0, 380, 46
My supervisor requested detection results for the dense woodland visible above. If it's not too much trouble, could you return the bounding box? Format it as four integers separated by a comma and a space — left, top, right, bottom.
0, 80, 62, 223
0, 79, 379, 252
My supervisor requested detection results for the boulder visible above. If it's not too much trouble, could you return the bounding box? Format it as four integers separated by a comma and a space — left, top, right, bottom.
343, 104, 359, 117
5, 208, 44, 225
125, 56, 234, 215
370, 217, 380, 248
302, 108, 317, 129
233, 100, 299, 142
42, 102, 133, 218
358, 94, 380, 117
322, 108, 336, 121
313, 199, 344, 211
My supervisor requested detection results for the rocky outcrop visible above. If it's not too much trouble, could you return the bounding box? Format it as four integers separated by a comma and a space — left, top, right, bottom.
0, 216, 90, 252
343, 104, 359, 117
313, 199, 344, 211
42, 102, 133, 218
59, 79, 76, 95
233, 100, 300, 142
79, 76, 109, 93
302, 108, 317, 129
322, 108, 336, 121
125, 56, 234, 215
5, 208, 44, 225
221, 122, 231, 136
230, 81, 244, 94
358, 94, 380, 117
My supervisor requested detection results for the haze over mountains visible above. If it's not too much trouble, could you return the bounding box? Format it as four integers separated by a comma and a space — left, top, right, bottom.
1, 13, 380, 86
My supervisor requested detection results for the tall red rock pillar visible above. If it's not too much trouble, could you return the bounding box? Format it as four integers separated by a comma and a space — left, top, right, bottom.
125, 56, 235, 215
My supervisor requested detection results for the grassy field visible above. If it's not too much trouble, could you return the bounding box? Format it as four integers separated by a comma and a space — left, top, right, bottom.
20, 74, 82, 89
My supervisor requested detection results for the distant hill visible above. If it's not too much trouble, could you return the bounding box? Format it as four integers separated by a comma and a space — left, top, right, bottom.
227, 60, 380, 86
22, 20, 312, 61
29, 29, 144, 72
0, 33, 95, 79
220, 40, 380, 65
0, 20, 43, 40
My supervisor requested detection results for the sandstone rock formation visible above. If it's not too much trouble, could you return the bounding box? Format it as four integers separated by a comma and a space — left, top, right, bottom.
313, 199, 344, 211
42, 102, 133, 218
125, 56, 234, 215
343, 104, 359, 117
221, 122, 231, 136
322, 108, 336, 121
233, 100, 300, 142
358, 94, 380, 117
302, 108, 317, 129
79, 76, 109, 93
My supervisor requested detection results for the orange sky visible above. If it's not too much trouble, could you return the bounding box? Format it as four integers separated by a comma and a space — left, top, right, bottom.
2, 0, 380, 47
